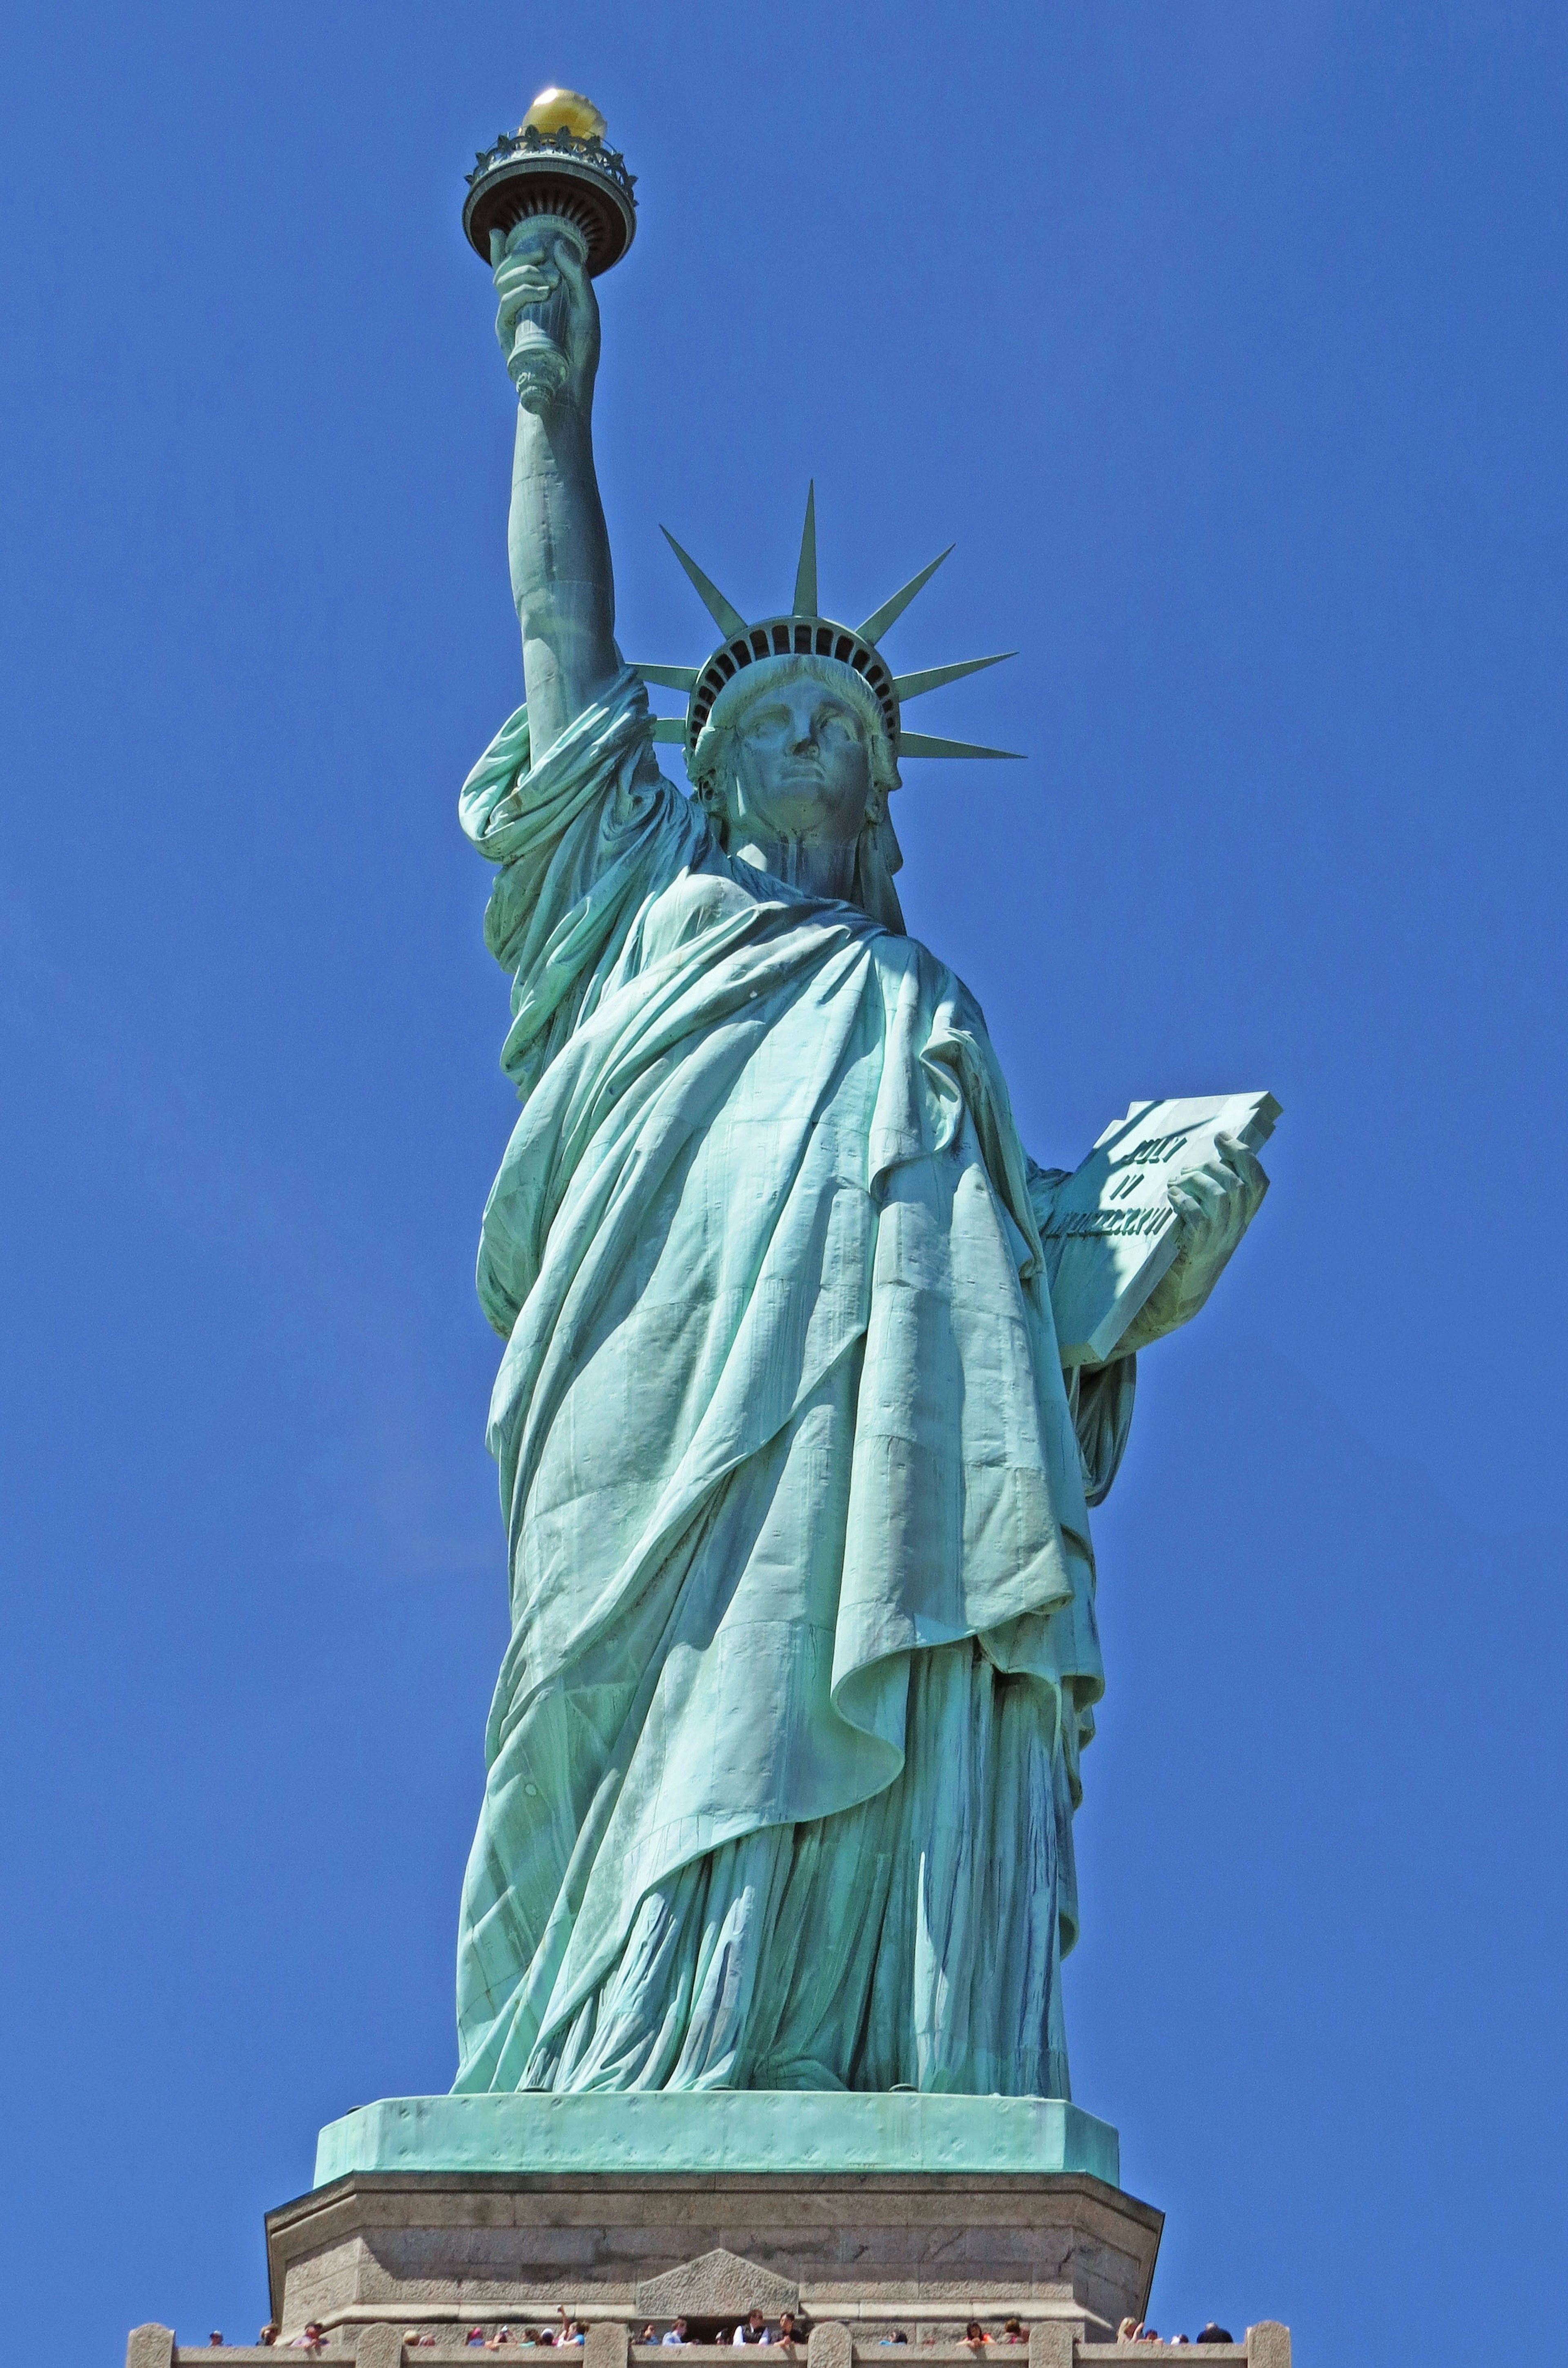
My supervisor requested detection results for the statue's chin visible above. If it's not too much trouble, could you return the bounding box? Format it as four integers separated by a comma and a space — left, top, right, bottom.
742, 769, 867, 834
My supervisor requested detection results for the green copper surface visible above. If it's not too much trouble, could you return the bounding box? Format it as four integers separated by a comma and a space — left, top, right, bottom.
891, 654, 1016, 702
857, 547, 952, 644
660, 525, 748, 637
791, 482, 818, 618
443, 169, 1275, 2124
896, 730, 1023, 760
314, 2093, 1119, 2186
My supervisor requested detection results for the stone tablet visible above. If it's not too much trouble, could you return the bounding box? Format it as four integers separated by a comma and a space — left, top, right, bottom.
1037, 1093, 1281, 1366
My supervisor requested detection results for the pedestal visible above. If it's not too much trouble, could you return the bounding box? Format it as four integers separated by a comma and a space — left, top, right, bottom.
264, 2094, 1162, 2346
313, 2093, 1123, 2186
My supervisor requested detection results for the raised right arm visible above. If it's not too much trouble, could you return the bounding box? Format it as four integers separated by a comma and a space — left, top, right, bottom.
491, 224, 620, 760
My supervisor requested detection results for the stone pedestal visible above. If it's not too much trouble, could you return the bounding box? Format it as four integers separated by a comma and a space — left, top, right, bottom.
265, 2165, 1161, 2346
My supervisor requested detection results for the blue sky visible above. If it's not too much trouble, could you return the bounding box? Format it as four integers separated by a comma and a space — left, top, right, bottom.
3, 6, 1565, 2362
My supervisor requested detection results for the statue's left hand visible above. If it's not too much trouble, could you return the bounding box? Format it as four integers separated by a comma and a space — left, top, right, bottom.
1117, 1131, 1270, 1349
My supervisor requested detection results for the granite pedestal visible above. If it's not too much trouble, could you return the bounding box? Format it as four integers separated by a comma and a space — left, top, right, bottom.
267, 2165, 1165, 2345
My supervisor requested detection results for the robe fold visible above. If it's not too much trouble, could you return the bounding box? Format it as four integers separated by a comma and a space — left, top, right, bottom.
453, 668, 1133, 2100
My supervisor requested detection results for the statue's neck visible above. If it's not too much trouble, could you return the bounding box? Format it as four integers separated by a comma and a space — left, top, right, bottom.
729, 830, 857, 904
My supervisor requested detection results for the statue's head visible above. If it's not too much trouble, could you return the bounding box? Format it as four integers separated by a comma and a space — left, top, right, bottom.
637, 489, 1021, 932
689, 653, 905, 923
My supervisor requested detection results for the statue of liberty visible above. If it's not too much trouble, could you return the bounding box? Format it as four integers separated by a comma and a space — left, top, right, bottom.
451, 116, 1269, 2105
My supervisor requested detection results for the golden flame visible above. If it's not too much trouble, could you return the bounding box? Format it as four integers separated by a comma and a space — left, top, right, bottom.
523, 88, 608, 142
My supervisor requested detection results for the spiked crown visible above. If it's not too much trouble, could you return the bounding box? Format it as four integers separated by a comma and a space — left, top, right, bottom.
633, 486, 1021, 781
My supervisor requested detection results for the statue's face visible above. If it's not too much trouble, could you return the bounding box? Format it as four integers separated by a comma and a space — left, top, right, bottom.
728, 679, 873, 850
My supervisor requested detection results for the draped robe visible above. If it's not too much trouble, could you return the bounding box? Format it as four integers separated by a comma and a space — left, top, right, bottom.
453, 669, 1134, 2100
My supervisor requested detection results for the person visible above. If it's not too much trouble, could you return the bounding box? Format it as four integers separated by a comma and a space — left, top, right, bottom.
1116, 2325, 1141, 2344
775, 2316, 803, 2347
468, 2332, 488, 2349
963, 2325, 989, 2352
1000, 2323, 1026, 2346
639, 2333, 657, 2346
209, 2339, 224, 2350
734, 2311, 768, 2345
288, 2328, 326, 2353
451, 215, 1270, 2103
661, 2321, 690, 2348
877, 2335, 909, 2347
1195, 2331, 1233, 2348
556, 2309, 586, 2346
258, 2330, 278, 2350
487, 2332, 517, 2350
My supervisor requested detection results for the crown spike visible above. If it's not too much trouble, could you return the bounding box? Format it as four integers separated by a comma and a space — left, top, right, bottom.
892, 652, 1016, 702
650, 718, 688, 744
792, 482, 818, 619
858, 546, 954, 645
632, 663, 701, 693
899, 731, 1023, 761
661, 528, 748, 638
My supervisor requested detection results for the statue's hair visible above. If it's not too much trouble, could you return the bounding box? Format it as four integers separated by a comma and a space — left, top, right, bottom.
687, 653, 906, 932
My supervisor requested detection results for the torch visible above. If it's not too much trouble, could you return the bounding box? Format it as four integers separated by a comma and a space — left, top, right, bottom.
462, 88, 637, 412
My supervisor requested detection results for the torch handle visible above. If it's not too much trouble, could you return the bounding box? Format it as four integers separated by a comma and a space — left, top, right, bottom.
494, 215, 588, 415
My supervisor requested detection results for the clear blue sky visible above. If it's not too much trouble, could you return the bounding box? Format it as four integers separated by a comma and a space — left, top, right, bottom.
3, 6, 1564, 2362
